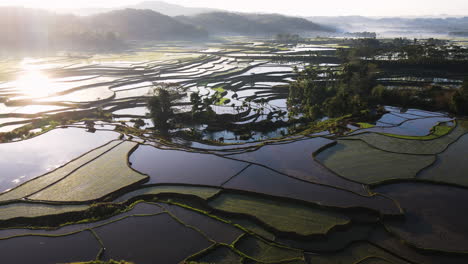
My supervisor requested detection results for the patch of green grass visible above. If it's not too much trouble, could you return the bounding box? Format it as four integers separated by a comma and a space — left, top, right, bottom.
29, 141, 147, 202
0, 119, 60, 143
212, 85, 229, 105
0, 141, 122, 202
316, 140, 435, 185
209, 193, 350, 236
113, 185, 221, 203
0, 203, 90, 221
213, 86, 226, 93
0, 201, 126, 228
381, 122, 455, 140
357, 122, 376, 129
299, 114, 353, 136
347, 121, 468, 155
432, 124, 455, 137
217, 98, 230, 105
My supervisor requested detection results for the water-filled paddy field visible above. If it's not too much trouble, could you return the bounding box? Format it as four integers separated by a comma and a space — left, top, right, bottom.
0, 41, 467, 264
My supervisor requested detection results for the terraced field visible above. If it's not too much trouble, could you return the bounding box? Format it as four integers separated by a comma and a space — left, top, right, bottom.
0, 41, 467, 264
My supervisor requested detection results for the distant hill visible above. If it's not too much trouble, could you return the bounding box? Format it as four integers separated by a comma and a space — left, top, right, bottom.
126, 1, 220, 16
307, 16, 468, 36
88, 9, 208, 40
0, 7, 208, 53
57, 1, 220, 17
177, 12, 335, 36
0, 7, 90, 51
53, 2, 336, 37
406, 17, 468, 32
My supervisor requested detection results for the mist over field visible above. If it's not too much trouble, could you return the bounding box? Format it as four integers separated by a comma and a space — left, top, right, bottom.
0, 0, 467, 54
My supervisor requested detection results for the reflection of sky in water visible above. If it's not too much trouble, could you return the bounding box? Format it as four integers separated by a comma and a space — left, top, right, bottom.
0, 128, 119, 193
355, 116, 453, 137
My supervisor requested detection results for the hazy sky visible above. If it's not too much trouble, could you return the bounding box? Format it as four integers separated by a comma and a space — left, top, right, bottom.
0, 0, 467, 17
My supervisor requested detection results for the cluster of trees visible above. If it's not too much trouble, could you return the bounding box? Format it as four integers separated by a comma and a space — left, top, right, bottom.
189, 89, 228, 118
369, 84, 453, 111
148, 88, 174, 130
288, 60, 379, 120
147, 83, 186, 131
147, 82, 291, 139
337, 38, 382, 60
340, 37, 468, 62
275, 34, 302, 43
287, 59, 464, 121
290, 38, 468, 119
90, 9, 208, 41
345, 32, 377, 38
177, 12, 333, 36
148, 83, 232, 132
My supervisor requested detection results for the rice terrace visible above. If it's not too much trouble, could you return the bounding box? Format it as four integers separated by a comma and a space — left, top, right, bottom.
1, 1, 468, 264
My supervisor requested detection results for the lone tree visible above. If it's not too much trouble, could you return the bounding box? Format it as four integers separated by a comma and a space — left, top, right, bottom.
148, 84, 177, 129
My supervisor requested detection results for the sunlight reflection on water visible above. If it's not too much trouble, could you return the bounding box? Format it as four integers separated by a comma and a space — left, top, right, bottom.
16, 70, 52, 98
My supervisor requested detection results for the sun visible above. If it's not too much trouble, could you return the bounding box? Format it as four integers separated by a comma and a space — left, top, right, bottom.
16, 70, 53, 98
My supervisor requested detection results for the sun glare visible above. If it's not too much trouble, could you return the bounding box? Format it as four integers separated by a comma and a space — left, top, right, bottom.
17, 70, 52, 98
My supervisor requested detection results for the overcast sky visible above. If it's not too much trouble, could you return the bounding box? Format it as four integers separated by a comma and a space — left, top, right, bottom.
0, 0, 467, 17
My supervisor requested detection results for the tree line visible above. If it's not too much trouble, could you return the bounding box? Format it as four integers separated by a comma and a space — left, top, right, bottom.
288, 38, 468, 120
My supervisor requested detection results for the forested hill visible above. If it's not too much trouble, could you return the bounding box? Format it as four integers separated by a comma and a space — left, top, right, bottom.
0, 7, 335, 53
88, 9, 208, 40
0, 7, 208, 52
177, 12, 335, 36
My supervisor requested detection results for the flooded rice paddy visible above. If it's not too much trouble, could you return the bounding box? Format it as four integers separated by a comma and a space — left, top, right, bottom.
0, 41, 466, 264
